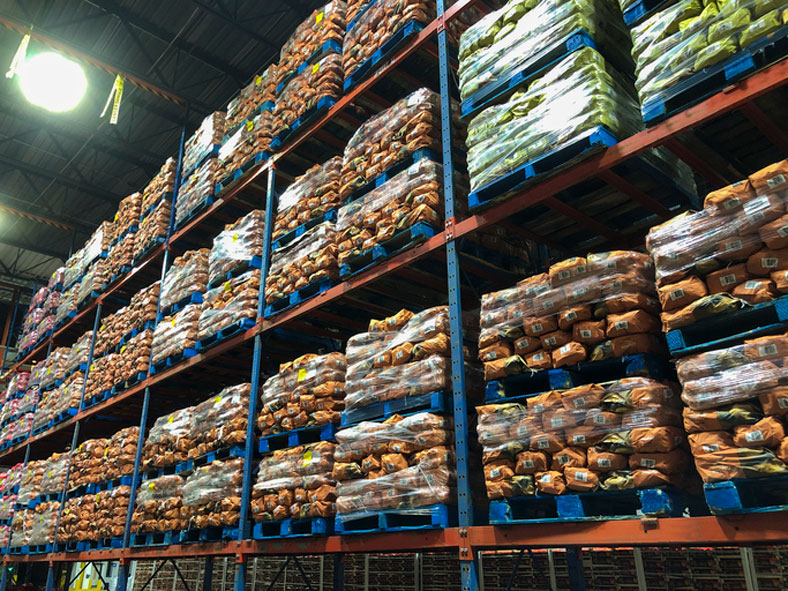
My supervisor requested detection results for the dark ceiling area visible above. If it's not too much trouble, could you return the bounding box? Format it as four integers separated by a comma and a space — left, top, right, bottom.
0, 0, 326, 286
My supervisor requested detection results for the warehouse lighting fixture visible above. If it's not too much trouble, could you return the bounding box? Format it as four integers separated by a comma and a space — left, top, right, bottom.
18, 52, 87, 112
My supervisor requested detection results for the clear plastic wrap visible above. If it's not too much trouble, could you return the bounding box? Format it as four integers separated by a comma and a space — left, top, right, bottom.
182, 458, 243, 528
342, 0, 435, 78
0, 495, 16, 520
54, 284, 77, 326
141, 407, 194, 470
197, 270, 259, 341
208, 210, 265, 285
106, 426, 140, 480
676, 333, 788, 483
75, 259, 108, 308
11, 501, 59, 547
265, 222, 338, 304
160, 249, 210, 311
60, 486, 131, 542
1, 464, 23, 494
131, 474, 186, 534
4, 372, 30, 400
225, 64, 277, 130
344, 307, 452, 411
646, 159, 788, 332
274, 157, 342, 242
151, 306, 200, 365
141, 157, 177, 214
86, 221, 111, 267
69, 438, 109, 489
215, 109, 273, 182
38, 348, 68, 392
33, 370, 82, 432
63, 330, 93, 377
189, 383, 250, 458
258, 353, 346, 436
340, 88, 442, 201
133, 199, 171, 261
458, 0, 633, 101
475, 377, 691, 498
336, 159, 443, 265
175, 158, 220, 226
333, 412, 456, 513
466, 48, 642, 192
272, 51, 344, 139
182, 111, 225, 176
0, 413, 32, 447
276, 1, 346, 88
251, 441, 337, 521
479, 251, 663, 379
629, 1, 787, 112
110, 192, 142, 244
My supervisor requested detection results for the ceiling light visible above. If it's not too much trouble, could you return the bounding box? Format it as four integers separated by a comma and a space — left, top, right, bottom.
18, 52, 87, 112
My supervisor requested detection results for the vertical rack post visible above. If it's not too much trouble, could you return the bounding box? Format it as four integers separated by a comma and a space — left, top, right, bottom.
436, 2, 478, 591
233, 162, 275, 591
117, 109, 189, 591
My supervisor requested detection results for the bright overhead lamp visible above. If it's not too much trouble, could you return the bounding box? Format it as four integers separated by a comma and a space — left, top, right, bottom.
18, 52, 87, 112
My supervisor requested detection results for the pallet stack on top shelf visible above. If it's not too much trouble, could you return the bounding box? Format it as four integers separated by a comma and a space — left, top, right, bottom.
5, 1, 788, 591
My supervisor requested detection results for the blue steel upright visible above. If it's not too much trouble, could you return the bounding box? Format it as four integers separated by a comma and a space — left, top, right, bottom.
437, 2, 479, 590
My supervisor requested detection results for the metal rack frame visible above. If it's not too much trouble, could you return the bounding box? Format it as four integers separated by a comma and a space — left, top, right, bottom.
3, 2, 788, 590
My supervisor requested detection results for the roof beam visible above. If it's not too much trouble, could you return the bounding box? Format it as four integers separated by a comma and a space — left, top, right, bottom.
0, 196, 94, 234
0, 237, 66, 261
81, 0, 247, 84
0, 153, 119, 205
188, 0, 280, 51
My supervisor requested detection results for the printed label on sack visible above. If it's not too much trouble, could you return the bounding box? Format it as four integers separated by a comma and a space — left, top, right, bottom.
533, 353, 545, 362
516, 425, 529, 437
669, 288, 685, 301
558, 270, 570, 280
778, 226, 788, 238
490, 468, 501, 479
759, 344, 778, 357
550, 417, 563, 428
572, 287, 586, 299
537, 439, 550, 450
522, 459, 534, 468
545, 337, 557, 347
614, 321, 629, 331
593, 414, 607, 425
723, 197, 740, 210
580, 329, 592, 339
574, 471, 588, 482
540, 473, 552, 483
532, 323, 543, 334
762, 258, 779, 269
532, 403, 545, 413
557, 454, 569, 465
723, 239, 742, 252
605, 261, 618, 270
745, 430, 764, 443
573, 397, 586, 408
484, 351, 496, 361
767, 174, 786, 188
541, 300, 554, 311
720, 273, 738, 286
597, 458, 611, 468
745, 280, 763, 290
572, 434, 586, 445
779, 398, 788, 409
702, 444, 720, 453
640, 458, 656, 468
559, 344, 572, 354
564, 311, 577, 322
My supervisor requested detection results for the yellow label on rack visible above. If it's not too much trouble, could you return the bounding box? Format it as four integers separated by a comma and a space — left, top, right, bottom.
312, 64, 320, 74
224, 281, 232, 293
246, 120, 254, 131
297, 368, 307, 382
302, 450, 313, 466
255, 75, 262, 86
316, 11, 324, 24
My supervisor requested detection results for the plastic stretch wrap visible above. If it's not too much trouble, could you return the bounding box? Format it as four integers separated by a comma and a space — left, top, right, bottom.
209, 210, 265, 285
33, 370, 82, 431
63, 249, 86, 290
265, 222, 338, 304
459, 0, 633, 101
111, 192, 142, 244
38, 349, 68, 392
160, 249, 210, 311
0, 495, 15, 520
646, 159, 788, 332
76, 259, 108, 308
54, 284, 77, 326
1, 464, 23, 494
336, 159, 444, 265
69, 438, 109, 489
258, 353, 347, 436
141, 407, 193, 470
251, 442, 337, 522
345, 307, 454, 410
225, 64, 277, 130
272, 52, 344, 139
340, 88, 442, 201
18, 453, 69, 505
182, 458, 243, 528
105, 233, 135, 280
197, 270, 260, 341
277, 1, 346, 88
0, 388, 38, 425
176, 158, 220, 226
215, 109, 272, 182
342, 0, 435, 78
0, 413, 32, 447
131, 475, 186, 533
479, 251, 664, 379
675, 333, 788, 483
467, 48, 641, 192
182, 111, 225, 177
63, 330, 93, 377
333, 412, 456, 513
85, 329, 151, 400
273, 157, 342, 242
476, 377, 692, 498
12, 502, 59, 547
189, 383, 250, 458
60, 486, 131, 542
106, 426, 140, 480
629, 1, 788, 112
141, 157, 177, 214
4, 372, 29, 400
0, 525, 8, 548
134, 199, 171, 261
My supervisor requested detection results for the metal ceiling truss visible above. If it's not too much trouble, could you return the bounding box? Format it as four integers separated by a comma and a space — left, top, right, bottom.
0, 236, 66, 261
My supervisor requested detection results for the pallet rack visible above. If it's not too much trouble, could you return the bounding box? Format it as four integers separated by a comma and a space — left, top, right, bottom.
3, 1, 788, 590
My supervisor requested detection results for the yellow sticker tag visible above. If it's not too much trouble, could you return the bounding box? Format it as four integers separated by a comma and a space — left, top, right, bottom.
64, 509, 70, 515
316, 11, 324, 24
302, 450, 313, 466
96, 494, 100, 503
224, 281, 232, 293
114, 212, 119, 222
255, 75, 262, 86
297, 368, 307, 382
215, 395, 222, 404
312, 64, 320, 74
149, 482, 155, 490
232, 233, 239, 242
168, 416, 174, 423
100, 324, 105, 332
246, 120, 254, 131
48, 471, 52, 479
120, 345, 126, 354
104, 448, 108, 458
47, 368, 51, 374
171, 318, 176, 327
90, 363, 94, 372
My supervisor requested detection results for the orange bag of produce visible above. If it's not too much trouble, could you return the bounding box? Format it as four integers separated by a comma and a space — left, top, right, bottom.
535, 471, 567, 495
551, 342, 586, 368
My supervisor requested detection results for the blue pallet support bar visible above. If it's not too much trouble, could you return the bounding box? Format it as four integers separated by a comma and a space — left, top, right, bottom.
437, 1, 479, 589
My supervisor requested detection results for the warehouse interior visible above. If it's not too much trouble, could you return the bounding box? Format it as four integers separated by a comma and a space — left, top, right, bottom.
2, 0, 788, 590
